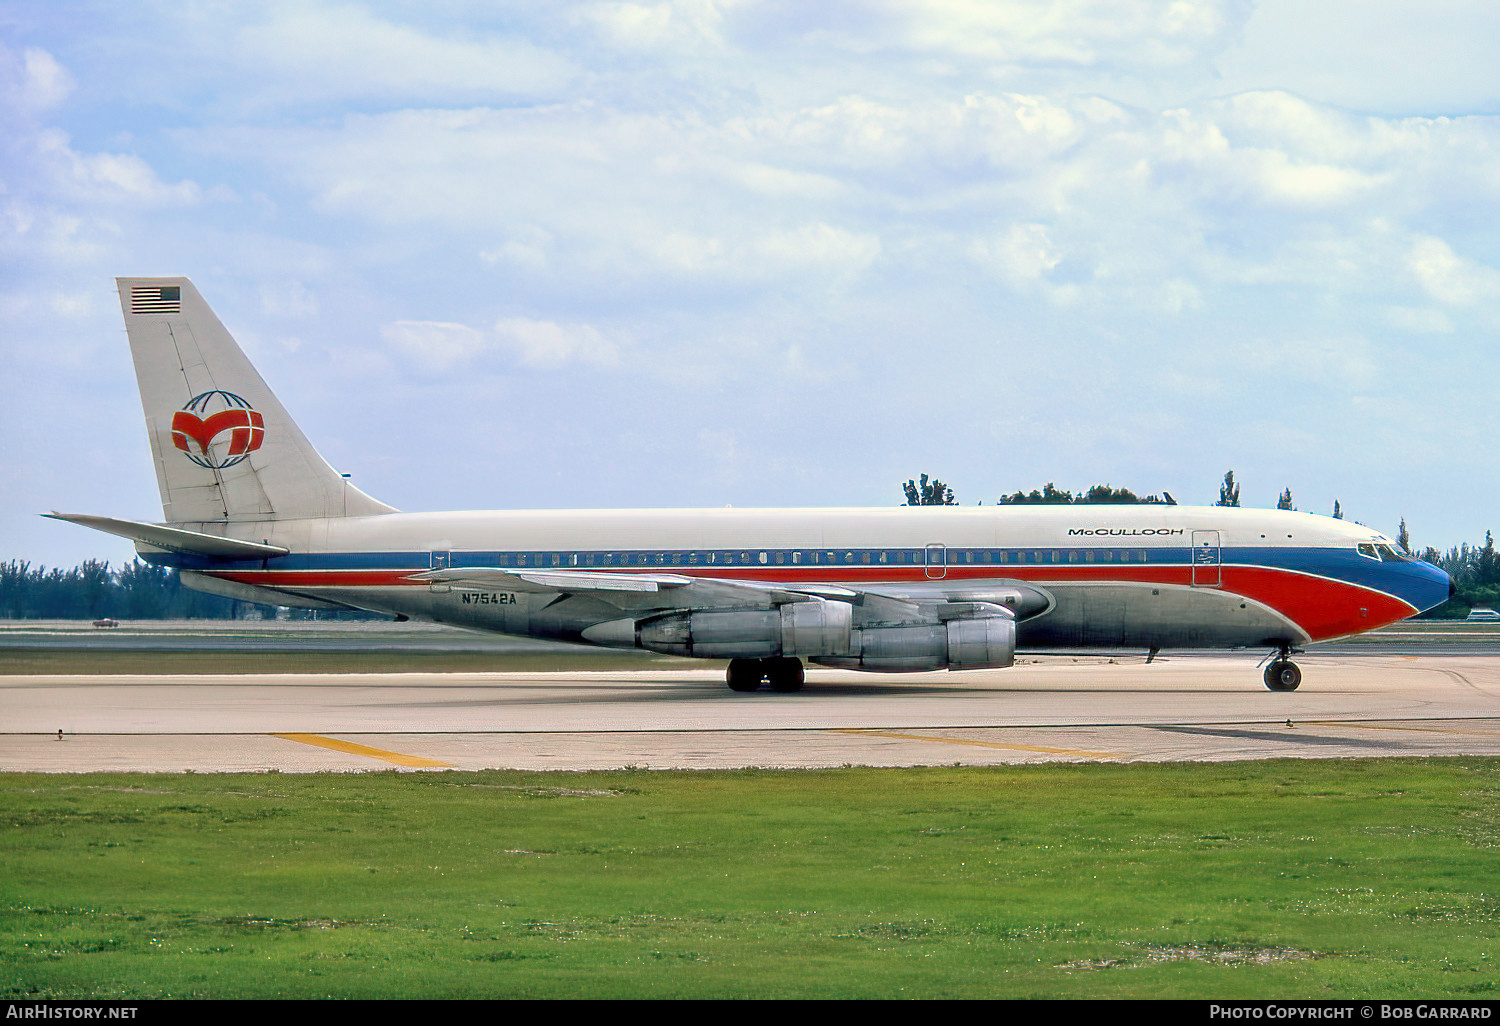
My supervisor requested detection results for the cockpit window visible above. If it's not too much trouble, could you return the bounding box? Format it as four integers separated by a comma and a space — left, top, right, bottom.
1357, 543, 1378, 560
1376, 544, 1407, 562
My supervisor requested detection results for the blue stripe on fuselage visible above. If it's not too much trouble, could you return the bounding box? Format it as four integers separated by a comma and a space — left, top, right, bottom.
147, 542, 1451, 612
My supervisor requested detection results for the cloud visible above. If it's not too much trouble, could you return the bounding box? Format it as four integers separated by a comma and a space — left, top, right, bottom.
259, 280, 319, 318
0, 45, 74, 116
381, 320, 490, 372
1382, 306, 1453, 334
1251, 335, 1378, 390
1408, 236, 1500, 306
791, 0, 1250, 68
643, 222, 880, 279
588, 0, 728, 50
11, 2, 1500, 566
970, 222, 1071, 299
381, 316, 621, 371
494, 317, 620, 368
1214, 0, 1500, 116
33, 130, 202, 206
1157, 105, 1382, 207
231, 3, 577, 107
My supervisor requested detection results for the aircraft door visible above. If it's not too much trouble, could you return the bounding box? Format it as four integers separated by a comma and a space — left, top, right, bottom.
926, 543, 947, 580
1191, 531, 1221, 587
430, 550, 452, 593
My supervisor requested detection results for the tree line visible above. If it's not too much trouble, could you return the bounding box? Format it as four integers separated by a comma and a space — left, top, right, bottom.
0, 559, 380, 621
1419, 533, 1500, 617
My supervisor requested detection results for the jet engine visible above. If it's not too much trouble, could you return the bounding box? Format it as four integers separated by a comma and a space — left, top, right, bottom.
812, 603, 1016, 671
589, 599, 855, 659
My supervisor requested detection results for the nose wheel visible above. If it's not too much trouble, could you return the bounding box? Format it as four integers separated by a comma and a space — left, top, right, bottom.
1263, 658, 1302, 692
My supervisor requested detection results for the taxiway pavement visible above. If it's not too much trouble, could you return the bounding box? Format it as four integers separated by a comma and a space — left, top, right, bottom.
3, 653, 1499, 772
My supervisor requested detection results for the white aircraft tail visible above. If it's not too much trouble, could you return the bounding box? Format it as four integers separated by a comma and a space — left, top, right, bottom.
116, 277, 396, 525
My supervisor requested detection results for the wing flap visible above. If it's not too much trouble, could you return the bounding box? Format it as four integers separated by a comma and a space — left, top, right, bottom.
412, 568, 694, 593
412, 568, 858, 605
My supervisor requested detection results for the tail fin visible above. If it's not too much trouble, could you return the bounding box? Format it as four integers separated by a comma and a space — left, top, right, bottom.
117, 277, 396, 525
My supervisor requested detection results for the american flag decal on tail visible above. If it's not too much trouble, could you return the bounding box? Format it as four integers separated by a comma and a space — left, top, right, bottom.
130, 285, 181, 314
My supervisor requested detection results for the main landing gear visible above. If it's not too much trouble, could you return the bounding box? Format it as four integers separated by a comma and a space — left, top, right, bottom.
1262, 646, 1303, 692
726, 657, 805, 693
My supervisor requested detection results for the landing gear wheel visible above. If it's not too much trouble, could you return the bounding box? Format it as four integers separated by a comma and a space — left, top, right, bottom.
1264, 660, 1302, 692
726, 658, 765, 692
767, 657, 805, 693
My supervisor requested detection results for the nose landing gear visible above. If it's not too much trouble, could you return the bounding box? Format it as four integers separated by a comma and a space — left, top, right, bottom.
1262, 646, 1303, 691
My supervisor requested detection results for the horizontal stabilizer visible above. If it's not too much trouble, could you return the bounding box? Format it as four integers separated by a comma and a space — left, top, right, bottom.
43, 513, 290, 559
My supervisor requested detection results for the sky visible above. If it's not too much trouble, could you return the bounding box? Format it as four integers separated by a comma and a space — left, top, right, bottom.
3, 0, 1498, 568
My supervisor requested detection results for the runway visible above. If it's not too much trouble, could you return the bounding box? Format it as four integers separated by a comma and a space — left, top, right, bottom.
3, 652, 1500, 772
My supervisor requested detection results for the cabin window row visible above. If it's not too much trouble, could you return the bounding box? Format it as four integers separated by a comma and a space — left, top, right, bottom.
442, 549, 1158, 568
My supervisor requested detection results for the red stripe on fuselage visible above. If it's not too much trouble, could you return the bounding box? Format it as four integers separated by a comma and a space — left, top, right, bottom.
207, 561, 1413, 642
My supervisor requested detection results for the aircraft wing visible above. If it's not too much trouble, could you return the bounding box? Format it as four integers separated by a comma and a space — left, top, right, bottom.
411, 567, 861, 608
410, 567, 1043, 617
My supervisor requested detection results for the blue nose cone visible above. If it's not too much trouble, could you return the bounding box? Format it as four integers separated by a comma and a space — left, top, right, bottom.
1403, 559, 1453, 613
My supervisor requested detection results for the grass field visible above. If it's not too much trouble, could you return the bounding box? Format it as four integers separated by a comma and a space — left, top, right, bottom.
3, 759, 1498, 999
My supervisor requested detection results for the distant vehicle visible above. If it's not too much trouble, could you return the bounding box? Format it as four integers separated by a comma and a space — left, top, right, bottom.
1466, 608, 1500, 622
48, 277, 1455, 694
92, 618, 119, 628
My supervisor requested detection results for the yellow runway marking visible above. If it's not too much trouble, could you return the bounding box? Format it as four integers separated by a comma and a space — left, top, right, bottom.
271, 733, 452, 768
831, 728, 1122, 759
1304, 721, 1500, 739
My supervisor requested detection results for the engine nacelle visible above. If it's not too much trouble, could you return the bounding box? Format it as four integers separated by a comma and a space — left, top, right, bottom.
623, 600, 855, 659
814, 611, 1016, 671
945, 616, 1017, 669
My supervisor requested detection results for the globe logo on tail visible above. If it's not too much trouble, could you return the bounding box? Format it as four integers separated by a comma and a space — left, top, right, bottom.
171, 390, 265, 469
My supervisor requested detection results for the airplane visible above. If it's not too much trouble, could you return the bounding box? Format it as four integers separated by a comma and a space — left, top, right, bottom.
48, 277, 1455, 693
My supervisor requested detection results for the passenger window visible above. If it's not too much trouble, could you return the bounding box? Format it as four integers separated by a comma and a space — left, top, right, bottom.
759, 551, 768, 564
1052, 551, 1060, 562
